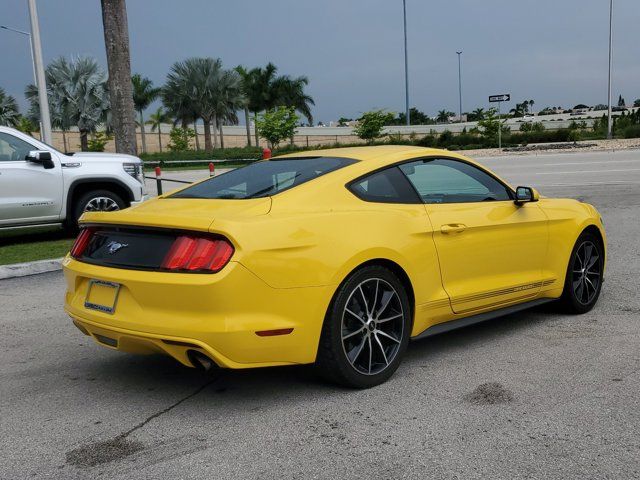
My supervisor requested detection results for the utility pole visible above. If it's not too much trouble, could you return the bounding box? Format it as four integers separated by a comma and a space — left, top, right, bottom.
456, 51, 463, 123
606, 0, 614, 139
27, 0, 52, 144
402, 0, 410, 126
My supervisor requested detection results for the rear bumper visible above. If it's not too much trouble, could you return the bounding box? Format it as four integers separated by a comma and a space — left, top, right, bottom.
63, 257, 333, 368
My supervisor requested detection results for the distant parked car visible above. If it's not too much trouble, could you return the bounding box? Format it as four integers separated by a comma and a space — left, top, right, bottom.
0, 126, 148, 231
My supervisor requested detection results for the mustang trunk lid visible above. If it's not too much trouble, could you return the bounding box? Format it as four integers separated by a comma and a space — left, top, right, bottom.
79, 197, 272, 232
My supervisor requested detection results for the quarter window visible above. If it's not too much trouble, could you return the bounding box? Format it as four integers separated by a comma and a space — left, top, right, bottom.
399, 158, 511, 203
171, 157, 356, 199
349, 167, 420, 204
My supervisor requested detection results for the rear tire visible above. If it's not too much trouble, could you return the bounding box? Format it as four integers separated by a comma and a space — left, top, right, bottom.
559, 232, 604, 314
69, 189, 126, 230
315, 265, 411, 388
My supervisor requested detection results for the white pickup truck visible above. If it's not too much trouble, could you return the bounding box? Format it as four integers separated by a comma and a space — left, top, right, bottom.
0, 126, 147, 230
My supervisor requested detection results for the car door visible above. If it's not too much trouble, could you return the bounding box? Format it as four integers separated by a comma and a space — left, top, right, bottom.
399, 157, 548, 314
0, 131, 64, 225
348, 165, 453, 333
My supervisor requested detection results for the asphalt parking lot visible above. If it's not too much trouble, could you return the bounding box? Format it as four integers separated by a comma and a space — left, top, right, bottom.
1, 150, 639, 479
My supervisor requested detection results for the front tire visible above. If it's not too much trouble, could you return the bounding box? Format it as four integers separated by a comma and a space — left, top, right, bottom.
316, 266, 411, 388
559, 232, 604, 314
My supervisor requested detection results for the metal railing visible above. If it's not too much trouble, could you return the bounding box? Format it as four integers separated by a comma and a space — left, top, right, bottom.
142, 149, 272, 195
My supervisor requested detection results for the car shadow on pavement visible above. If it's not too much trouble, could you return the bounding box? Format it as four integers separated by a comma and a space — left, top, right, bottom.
70, 303, 562, 401
404, 304, 559, 363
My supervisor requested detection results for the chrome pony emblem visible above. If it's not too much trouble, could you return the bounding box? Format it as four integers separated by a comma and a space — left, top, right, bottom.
107, 241, 129, 255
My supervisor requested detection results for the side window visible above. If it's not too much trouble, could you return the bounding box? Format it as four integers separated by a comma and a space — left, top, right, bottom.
399, 158, 512, 204
0, 132, 36, 162
349, 166, 420, 204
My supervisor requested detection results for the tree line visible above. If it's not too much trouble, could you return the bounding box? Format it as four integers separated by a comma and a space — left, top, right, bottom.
0, 56, 314, 153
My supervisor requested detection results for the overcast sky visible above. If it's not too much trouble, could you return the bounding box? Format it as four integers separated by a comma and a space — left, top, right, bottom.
1, 0, 638, 123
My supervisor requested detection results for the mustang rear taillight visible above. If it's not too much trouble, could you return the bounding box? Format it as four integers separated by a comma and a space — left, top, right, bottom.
70, 228, 95, 258
161, 236, 234, 272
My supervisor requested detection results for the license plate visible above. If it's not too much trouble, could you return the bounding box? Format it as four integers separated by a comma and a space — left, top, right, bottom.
84, 279, 121, 314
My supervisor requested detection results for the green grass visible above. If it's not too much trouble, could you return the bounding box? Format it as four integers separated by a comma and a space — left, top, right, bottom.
0, 226, 74, 266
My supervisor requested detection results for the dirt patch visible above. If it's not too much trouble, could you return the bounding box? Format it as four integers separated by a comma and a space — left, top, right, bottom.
464, 382, 514, 405
66, 436, 144, 468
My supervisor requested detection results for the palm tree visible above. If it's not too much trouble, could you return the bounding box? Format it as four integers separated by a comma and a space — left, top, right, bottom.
147, 107, 170, 152
244, 63, 277, 147
272, 74, 314, 125
101, 0, 137, 154
235, 65, 254, 146
214, 69, 244, 149
0, 88, 20, 127
470, 107, 485, 121
131, 74, 160, 154
164, 57, 224, 151
436, 110, 451, 123
25, 56, 109, 151
528, 99, 535, 114
240, 63, 314, 146
510, 102, 528, 117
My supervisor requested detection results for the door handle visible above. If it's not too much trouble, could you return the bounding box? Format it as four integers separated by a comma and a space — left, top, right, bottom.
441, 223, 466, 234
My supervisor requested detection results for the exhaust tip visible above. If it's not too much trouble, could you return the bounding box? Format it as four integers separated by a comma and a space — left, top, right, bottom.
187, 350, 217, 372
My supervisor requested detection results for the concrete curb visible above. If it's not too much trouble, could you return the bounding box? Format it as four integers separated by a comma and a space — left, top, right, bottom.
0, 257, 64, 280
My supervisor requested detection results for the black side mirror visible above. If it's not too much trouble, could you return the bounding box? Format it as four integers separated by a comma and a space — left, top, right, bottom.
26, 150, 55, 169
515, 186, 539, 205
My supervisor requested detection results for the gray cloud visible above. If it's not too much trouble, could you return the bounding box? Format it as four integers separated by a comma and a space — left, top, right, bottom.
1, 0, 638, 123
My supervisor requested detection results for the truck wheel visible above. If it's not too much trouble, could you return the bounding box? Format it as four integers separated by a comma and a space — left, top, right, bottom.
70, 190, 125, 229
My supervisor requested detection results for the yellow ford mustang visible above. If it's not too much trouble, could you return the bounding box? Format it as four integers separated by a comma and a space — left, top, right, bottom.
63, 146, 606, 388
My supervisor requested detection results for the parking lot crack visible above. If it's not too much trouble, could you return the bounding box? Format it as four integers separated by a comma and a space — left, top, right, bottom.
121, 376, 220, 438
66, 376, 220, 468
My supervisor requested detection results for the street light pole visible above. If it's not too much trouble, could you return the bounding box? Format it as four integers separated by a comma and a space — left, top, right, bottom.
0, 26, 37, 85
456, 51, 463, 123
606, 0, 614, 139
0, 25, 43, 133
402, 0, 410, 126
27, 0, 52, 144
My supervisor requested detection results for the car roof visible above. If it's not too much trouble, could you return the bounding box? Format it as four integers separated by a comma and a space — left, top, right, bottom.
273, 145, 491, 170
272, 145, 514, 192
274, 145, 445, 162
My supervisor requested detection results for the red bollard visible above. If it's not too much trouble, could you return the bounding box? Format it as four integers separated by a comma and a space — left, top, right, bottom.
209, 162, 215, 177
154, 166, 163, 195
262, 148, 271, 160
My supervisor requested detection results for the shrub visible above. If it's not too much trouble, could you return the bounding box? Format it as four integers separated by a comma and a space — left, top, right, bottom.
353, 109, 395, 144
416, 134, 436, 147
87, 131, 112, 152
387, 132, 413, 145
168, 127, 195, 152
437, 130, 454, 147
519, 122, 533, 132
256, 106, 299, 149
568, 129, 582, 142
623, 124, 640, 139
531, 122, 545, 132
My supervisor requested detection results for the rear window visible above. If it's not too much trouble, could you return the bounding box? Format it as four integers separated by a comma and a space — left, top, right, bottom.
170, 157, 356, 199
